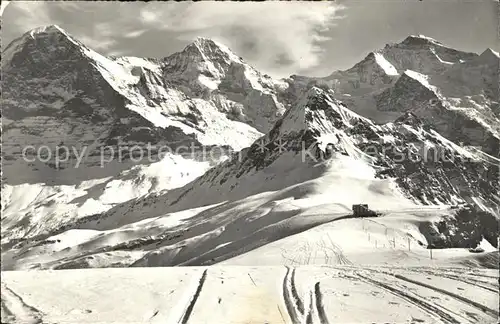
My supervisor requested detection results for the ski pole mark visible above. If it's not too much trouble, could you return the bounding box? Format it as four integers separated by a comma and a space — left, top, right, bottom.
149, 309, 159, 320
277, 305, 286, 324
248, 273, 257, 286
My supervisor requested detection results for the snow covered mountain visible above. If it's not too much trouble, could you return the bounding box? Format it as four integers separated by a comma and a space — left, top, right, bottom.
2, 26, 284, 187
1, 27, 498, 273
3, 88, 498, 270
1, 25, 284, 253
293, 35, 500, 154
92, 87, 499, 222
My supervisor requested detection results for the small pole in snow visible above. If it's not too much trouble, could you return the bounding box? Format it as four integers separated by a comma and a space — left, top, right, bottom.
277, 305, 286, 324
408, 238, 411, 251
248, 273, 257, 286
430, 248, 433, 260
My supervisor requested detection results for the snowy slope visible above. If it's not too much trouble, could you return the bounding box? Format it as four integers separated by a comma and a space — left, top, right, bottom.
2, 265, 498, 324
1, 154, 212, 246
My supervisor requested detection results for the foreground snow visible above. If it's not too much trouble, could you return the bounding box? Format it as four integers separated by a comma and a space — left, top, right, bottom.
1, 265, 498, 324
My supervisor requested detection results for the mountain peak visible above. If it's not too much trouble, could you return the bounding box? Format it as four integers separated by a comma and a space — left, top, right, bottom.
2, 24, 84, 69
193, 36, 219, 46
6, 24, 81, 49
401, 34, 443, 47
28, 24, 67, 37
479, 48, 500, 59
276, 86, 369, 137
182, 36, 241, 64
162, 36, 266, 93
464, 48, 500, 68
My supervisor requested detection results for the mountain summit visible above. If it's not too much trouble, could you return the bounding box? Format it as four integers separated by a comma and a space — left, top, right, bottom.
2, 24, 86, 70
400, 34, 444, 47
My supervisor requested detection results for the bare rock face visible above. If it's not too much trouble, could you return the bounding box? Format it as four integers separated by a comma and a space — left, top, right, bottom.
420, 205, 499, 249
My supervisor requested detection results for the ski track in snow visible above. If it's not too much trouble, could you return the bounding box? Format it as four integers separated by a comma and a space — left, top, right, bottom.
406, 267, 499, 293
166, 269, 208, 324
179, 269, 208, 324
357, 267, 499, 324
325, 233, 352, 265
279, 233, 353, 267
313, 282, 330, 324
356, 273, 463, 324
303, 289, 314, 324
393, 273, 499, 318
282, 267, 331, 324
1, 283, 44, 324
290, 268, 305, 315
282, 266, 303, 324
1, 266, 497, 323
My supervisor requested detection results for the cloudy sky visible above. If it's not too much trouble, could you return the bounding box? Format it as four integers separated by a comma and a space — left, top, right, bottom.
2, 1, 498, 78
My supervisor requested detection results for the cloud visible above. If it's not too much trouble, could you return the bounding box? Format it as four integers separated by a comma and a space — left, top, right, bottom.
2, 2, 139, 53
4, 1, 53, 31
78, 36, 118, 52
138, 2, 345, 77
2, 1, 344, 78
124, 29, 147, 39
140, 10, 161, 24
